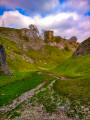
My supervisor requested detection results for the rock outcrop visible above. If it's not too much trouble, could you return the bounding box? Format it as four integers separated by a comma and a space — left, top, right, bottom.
73, 37, 90, 57
49, 36, 79, 51
0, 43, 13, 75
69, 36, 77, 42
0, 27, 44, 51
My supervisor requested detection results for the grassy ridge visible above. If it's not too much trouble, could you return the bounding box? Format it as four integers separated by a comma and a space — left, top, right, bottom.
52, 54, 90, 105
53, 54, 90, 79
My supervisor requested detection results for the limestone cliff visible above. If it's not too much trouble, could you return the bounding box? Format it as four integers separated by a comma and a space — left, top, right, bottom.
0, 27, 44, 51
73, 37, 90, 57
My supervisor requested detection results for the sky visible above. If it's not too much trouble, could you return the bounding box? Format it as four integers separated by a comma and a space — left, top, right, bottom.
0, 0, 90, 42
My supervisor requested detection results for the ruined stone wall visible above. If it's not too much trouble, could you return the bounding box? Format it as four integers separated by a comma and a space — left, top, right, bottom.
44, 31, 53, 43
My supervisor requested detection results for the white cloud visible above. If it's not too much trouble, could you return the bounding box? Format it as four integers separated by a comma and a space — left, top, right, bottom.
62, 0, 90, 13
0, 10, 90, 42
0, 0, 59, 14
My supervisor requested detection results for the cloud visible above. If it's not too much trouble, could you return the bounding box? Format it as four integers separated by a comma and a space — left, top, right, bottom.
0, 0, 60, 14
62, 0, 90, 13
0, 10, 90, 42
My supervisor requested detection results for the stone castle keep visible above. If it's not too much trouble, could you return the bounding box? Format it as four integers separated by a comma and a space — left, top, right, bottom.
44, 31, 53, 43
44, 30, 77, 43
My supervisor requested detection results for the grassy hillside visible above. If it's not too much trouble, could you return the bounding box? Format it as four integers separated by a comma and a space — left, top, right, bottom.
0, 27, 89, 106
0, 27, 90, 120
0, 72, 54, 106
0, 35, 72, 88
0, 34, 72, 107
0, 36, 72, 71
53, 54, 90, 78
52, 54, 90, 105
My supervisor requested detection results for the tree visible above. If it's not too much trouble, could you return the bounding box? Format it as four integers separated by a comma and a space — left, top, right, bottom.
40, 29, 45, 40
2, 21, 5, 27
29, 24, 39, 36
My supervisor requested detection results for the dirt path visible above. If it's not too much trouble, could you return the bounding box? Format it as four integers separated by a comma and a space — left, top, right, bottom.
0, 74, 73, 120
37, 66, 49, 70
60, 76, 72, 80
0, 73, 58, 112
14, 104, 71, 120
14, 78, 72, 120
0, 82, 45, 112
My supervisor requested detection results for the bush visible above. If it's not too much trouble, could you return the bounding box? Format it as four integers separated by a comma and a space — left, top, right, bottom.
65, 45, 71, 51
23, 35, 29, 41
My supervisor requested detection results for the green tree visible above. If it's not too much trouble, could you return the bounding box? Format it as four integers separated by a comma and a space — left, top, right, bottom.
29, 24, 39, 35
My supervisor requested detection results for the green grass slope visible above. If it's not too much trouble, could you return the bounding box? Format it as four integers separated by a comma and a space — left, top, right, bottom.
52, 54, 90, 105
0, 36, 72, 71
0, 72, 54, 106
0, 36, 37, 86
0, 35, 72, 106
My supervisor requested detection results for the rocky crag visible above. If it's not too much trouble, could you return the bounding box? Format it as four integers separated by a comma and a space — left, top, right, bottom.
73, 37, 90, 57
0, 27, 44, 51
0, 43, 13, 75
0, 27, 79, 52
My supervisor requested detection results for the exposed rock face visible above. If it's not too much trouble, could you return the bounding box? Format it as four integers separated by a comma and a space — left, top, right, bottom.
69, 36, 77, 42
73, 37, 90, 57
0, 44, 13, 75
21, 28, 34, 40
49, 36, 79, 51
0, 43, 6, 64
0, 27, 44, 51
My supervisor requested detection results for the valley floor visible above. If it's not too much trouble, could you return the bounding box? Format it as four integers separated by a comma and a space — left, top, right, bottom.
0, 74, 71, 120
0, 72, 90, 120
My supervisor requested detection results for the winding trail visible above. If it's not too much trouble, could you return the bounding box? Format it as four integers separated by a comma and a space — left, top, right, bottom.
14, 75, 71, 120
0, 74, 73, 120
0, 73, 59, 112
0, 82, 45, 112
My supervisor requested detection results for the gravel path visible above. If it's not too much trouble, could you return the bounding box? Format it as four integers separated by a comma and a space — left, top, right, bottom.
14, 104, 71, 120
0, 82, 45, 112
0, 74, 73, 120
0, 73, 58, 112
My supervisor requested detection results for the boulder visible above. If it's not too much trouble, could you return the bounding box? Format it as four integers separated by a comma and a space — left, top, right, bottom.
0, 43, 13, 76
0, 43, 6, 64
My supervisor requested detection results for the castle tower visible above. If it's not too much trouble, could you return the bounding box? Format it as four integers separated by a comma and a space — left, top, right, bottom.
44, 31, 53, 43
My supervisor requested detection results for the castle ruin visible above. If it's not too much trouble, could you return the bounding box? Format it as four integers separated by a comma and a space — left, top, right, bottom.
44, 31, 53, 43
